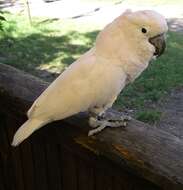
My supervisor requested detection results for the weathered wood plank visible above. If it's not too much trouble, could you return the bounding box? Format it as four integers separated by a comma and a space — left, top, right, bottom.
76, 158, 95, 190
4, 115, 22, 190
20, 141, 35, 190
0, 113, 9, 190
0, 63, 183, 190
0, 156, 5, 190
68, 114, 183, 190
31, 142, 49, 190
95, 168, 113, 190
45, 144, 62, 190
61, 147, 78, 190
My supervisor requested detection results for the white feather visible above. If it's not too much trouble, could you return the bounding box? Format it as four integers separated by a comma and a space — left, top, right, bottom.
12, 10, 168, 146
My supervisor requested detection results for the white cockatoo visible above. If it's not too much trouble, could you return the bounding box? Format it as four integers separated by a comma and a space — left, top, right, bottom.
12, 10, 168, 146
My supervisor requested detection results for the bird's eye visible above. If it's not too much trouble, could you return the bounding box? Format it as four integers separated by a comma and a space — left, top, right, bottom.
141, 28, 147, 33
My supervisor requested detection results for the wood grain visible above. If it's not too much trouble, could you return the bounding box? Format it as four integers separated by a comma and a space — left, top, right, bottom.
0, 63, 183, 190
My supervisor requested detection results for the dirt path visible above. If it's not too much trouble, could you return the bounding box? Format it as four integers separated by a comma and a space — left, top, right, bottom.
155, 19, 183, 138
156, 87, 183, 139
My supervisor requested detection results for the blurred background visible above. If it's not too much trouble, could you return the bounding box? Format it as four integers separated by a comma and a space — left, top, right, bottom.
0, 0, 183, 124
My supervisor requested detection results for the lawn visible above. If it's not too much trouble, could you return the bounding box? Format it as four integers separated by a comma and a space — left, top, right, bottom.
0, 12, 101, 75
0, 12, 183, 123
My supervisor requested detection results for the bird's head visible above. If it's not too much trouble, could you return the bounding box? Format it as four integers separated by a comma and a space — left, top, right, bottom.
95, 10, 168, 61
122, 10, 168, 58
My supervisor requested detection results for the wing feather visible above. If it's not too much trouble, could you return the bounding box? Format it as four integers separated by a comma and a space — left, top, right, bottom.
28, 49, 95, 120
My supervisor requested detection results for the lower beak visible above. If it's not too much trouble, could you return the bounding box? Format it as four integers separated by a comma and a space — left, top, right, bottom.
149, 34, 166, 57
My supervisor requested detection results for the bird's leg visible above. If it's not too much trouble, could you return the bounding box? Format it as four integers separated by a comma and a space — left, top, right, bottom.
88, 110, 131, 136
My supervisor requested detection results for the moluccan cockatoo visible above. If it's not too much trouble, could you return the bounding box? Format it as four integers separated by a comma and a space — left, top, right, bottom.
12, 10, 168, 146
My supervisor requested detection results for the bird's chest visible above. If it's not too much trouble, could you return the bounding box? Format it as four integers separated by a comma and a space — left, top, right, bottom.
90, 64, 126, 106
123, 61, 149, 82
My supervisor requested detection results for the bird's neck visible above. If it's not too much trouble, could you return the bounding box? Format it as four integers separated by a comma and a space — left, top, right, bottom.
121, 58, 149, 83
117, 38, 154, 82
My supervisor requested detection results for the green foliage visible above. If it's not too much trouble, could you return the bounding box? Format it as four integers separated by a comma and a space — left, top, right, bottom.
0, 12, 99, 74
1, 12, 183, 122
0, 11, 6, 31
135, 110, 162, 124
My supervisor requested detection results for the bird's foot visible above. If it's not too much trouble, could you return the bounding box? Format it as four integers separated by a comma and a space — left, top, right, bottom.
88, 114, 131, 136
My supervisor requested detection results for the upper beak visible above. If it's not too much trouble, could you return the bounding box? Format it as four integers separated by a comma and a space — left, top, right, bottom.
149, 34, 166, 57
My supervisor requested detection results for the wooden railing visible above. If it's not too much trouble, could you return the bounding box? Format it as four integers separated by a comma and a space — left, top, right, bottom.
0, 63, 183, 190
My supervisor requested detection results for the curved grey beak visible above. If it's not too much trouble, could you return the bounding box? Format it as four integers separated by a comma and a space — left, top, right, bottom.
149, 34, 166, 57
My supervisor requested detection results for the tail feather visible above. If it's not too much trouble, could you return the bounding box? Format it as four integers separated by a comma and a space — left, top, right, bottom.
11, 119, 47, 146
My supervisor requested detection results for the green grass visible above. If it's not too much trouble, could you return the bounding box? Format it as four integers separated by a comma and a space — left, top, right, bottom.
135, 110, 162, 124
1, 12, 183, 123
117, 32, 183, 109
0, 12, 100, 74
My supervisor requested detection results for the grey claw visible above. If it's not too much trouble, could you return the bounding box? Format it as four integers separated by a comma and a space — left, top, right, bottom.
88, 114, 131, 136
123, 115, 132, 121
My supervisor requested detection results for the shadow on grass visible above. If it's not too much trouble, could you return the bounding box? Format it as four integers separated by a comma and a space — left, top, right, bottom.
0, 30, 99, 81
